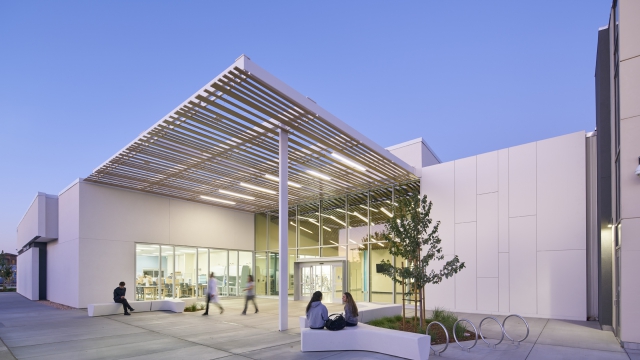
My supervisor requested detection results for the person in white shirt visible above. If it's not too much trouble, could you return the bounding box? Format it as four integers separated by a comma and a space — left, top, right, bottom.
241, 275, 258, 315
203, 272, 224, 315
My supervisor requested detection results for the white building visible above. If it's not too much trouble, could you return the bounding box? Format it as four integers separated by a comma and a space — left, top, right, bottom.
15, 0, 640, 348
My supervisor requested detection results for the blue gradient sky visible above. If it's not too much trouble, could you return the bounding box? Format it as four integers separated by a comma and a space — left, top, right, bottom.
0, 1, 611, 253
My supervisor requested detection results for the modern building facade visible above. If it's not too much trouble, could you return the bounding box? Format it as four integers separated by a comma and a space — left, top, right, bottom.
594, 0, 640, 348
15, 0, 640, 346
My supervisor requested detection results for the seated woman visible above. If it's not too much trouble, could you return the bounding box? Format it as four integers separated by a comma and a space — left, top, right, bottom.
342, 292, 359, 327
306, 291, 328, 329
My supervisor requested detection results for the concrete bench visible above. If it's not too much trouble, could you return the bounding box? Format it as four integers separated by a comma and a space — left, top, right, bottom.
151, 299, 185, 312
88, 299, 184, 316
300, 319, 430, 360
298, 303, 402, 329
88, 301, 152, 316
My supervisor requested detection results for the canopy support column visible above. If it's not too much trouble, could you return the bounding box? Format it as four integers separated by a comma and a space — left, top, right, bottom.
278, 128, 289, 331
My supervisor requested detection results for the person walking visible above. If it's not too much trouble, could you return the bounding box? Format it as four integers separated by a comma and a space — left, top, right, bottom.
113, 281, 134, 315
342, 292, 359, 326
202, 272, 224, 315
241, 275, 258, 315
306, 291, 328, 329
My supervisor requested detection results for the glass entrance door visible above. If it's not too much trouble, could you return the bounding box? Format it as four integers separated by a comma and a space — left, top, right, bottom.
299, 262, 343, 303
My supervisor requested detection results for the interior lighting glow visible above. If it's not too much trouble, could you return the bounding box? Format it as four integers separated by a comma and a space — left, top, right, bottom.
323, 226, 331, 231
219, 189, 255, 200
290, 221, 313, 234
200, 195, 236, 205
380, 208, 393, 217
264, 174, 302, 188
329, 216, 346, 226
331, 153, 366, 171
330, 240, 338, 245
240, 182, 276, 194
352, 212, 369, 223
306, 170, 331, 180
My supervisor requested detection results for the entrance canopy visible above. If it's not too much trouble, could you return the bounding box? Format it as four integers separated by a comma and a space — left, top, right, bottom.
86, 55, 417, 213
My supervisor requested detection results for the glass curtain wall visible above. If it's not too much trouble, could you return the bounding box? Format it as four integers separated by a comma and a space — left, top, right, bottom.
253, 180, 420, 304
135, 244, 251, 300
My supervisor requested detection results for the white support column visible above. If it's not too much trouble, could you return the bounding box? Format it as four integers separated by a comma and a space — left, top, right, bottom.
278, 128, 289, 331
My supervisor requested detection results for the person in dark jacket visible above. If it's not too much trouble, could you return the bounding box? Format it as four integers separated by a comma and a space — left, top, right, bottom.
114, 281, 134, 315
342, 292, 359, 326
305, 291, 328, 329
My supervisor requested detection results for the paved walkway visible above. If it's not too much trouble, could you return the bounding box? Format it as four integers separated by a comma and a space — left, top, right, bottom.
0, 293, 634, 360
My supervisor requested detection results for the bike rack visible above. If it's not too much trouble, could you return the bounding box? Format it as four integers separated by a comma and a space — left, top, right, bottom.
478, 316, 505, 348
426, 321, 449, 356
502, 314, 530, 344
453, 318, 478, 352
419, 313, 526, 355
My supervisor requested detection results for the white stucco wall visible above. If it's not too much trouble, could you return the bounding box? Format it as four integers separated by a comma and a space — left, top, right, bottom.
421, 131, 587, 321
71, 181, 254, 308
48, 182, 81, 307
16, 248, 38, 300
387, 138, 441, 177
16, 193, 59, 249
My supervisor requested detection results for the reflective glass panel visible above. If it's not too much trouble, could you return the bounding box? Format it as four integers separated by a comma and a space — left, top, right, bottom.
321, 197, 347, 247
370, 242, 393, 303
347, 243, 368, 302
255, 252, 268, 296
298, 247, 319, 258
175, 247, 197, 298
238, 251, 253, 293
209, 250, 228, 297
160, 245, 174, 299
197, 249, 208, 298
298, 203, 320, 247
269, 252, 279, 295
136, 244, 160, 300
229, 250, 238, 296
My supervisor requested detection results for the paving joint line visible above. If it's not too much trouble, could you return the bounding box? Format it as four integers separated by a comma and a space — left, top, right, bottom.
524, 318, 547, 359
0, 336, 18, 360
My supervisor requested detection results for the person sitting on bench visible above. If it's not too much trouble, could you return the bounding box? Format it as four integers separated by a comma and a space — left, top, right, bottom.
306, 291, 328, 329
114, 281, 135, 315
342, 292, 359, 326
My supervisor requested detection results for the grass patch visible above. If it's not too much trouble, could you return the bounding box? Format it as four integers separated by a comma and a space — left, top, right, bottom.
0, 288, 16, 292
366, 307, 474, 344
184, 302, 206, 312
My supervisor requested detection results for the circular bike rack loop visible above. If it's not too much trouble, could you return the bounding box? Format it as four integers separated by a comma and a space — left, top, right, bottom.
502, 314, 529, 344
426, 321, 449, 356
452, 318, 478, 351
479, 316, 505, 348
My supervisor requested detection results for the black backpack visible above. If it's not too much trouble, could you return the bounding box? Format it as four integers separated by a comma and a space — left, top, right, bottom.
325, 313, 346, 331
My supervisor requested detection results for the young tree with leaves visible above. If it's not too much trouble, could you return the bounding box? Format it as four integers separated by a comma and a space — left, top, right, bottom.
0, 251, 15, 291
377, 193, 465, 329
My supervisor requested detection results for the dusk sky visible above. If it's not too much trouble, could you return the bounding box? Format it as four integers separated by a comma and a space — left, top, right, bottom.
0, 1, 611, 253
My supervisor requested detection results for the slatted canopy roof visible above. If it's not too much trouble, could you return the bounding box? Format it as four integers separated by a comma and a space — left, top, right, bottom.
85, 55, 418, 213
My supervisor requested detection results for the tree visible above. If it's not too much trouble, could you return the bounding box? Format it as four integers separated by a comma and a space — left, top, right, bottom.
378, 193, 465, 329
0, 251, 14, 291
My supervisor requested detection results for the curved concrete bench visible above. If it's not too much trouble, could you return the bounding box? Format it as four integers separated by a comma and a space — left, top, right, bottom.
300, 323, 430, 360
88, 299, 185, 316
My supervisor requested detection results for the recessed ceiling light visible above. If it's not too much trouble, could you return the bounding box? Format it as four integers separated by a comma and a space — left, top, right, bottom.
380, 208, 393, 217
200, 195, 236, 205
240, 182, 276, 194
264, 174, 302, 188
331, 153, 366, 171
219, 189, 255, 200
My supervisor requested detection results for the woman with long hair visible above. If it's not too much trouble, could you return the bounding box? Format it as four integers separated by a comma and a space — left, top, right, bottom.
305, 291, 328, 329
342, 292, 359, 326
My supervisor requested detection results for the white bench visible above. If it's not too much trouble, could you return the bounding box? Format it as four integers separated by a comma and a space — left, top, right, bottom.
356, 302, 402, 323
88, 299, 185, 316
151, 299, 185, 312
300, 316, 430, 360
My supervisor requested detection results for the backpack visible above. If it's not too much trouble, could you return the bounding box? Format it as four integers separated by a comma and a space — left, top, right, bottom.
325, 313, 346, 331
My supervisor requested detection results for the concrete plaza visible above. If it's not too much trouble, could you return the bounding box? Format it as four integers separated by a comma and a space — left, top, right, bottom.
0, 293, 636, 360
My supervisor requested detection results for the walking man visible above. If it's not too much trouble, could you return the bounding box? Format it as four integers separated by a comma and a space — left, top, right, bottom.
241, 275, 258, 315
203, 272, 224, 315
114, 281, 134, 315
